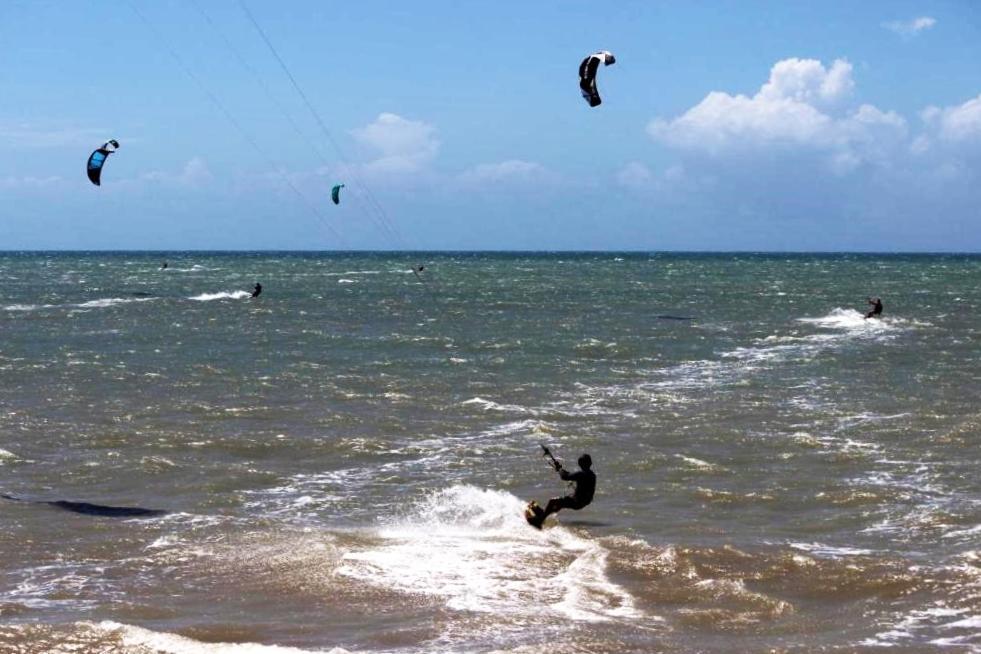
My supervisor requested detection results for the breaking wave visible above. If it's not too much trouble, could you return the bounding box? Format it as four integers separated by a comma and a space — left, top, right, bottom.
338, 485, 640, 622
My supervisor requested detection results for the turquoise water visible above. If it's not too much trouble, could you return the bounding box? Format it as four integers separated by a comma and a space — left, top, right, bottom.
1, 252, 980, 652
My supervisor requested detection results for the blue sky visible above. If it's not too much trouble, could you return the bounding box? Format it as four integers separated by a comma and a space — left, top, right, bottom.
2, 1, 980, 251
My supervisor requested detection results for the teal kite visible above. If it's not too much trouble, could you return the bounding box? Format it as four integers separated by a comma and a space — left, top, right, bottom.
331, 183, 345, 205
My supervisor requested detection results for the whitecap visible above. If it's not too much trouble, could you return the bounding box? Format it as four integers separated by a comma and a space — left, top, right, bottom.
88, 621, 352, 653
188, 291, 251, 301
674, 454, 727, 473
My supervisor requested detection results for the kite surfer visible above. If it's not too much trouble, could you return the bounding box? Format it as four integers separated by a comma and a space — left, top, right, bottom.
526, 446, 595, 529
865, 297, 883, 319
251, 283, 262, 298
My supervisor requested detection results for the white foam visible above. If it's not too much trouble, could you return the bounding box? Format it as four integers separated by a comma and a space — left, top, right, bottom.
74, 297, 155, 309
787, 541, 878, 558
797, 307, 908, 332
461, 397, 532, 414
89, 621, 352, 653
188, 291, 251, 301
943, 524, 981, 540
475, 418, 553, 440
6, 296, 159, 311
336, 485, 640, 623
674, 454, 727, 472
945, 615, 981, 630
861, 605, 980, 648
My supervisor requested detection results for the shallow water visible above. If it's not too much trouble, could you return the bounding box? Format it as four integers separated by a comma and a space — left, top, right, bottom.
1, 252, 979, 652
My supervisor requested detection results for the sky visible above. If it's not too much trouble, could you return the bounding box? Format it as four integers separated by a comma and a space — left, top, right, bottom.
1, 0, 980, 251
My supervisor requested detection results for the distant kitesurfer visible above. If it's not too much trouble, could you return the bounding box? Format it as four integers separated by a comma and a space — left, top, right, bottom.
526, 447, 595, 529
161, 261, 168, 269
865, 297, 883, 319
251, 283, 262, 298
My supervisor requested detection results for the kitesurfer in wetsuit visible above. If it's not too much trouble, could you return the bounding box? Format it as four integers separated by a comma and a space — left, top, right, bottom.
251, 283, 262, 298
540, 453, 596, 520
865, 297, 883, 319
161, 261, 168, 270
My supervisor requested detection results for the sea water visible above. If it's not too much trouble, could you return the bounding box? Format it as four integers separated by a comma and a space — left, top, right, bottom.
0, 252, 979, 652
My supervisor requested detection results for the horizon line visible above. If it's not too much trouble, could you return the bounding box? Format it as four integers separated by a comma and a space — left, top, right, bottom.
1, 249, 980, 256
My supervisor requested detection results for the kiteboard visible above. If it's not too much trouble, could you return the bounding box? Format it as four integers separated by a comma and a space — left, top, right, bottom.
525, 501, 546, 529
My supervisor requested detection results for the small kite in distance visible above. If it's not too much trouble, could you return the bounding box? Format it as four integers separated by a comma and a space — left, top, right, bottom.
331, 183, 345, 205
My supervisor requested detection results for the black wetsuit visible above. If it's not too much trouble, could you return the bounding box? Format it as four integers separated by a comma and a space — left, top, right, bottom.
543, 467, 596, 516
251, 283, 262, 298
866, 298, 883, 319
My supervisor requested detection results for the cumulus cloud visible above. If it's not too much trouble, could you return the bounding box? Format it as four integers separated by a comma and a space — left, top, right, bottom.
757, 58, 854, 106
921, 95, 981, 144
648, 58, 907, 172
631, 58, 981, 248
882, 16, 936, 37
458, 159, 558, 186
351, 113, 439, 174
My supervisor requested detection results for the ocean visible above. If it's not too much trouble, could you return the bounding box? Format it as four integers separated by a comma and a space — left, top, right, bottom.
0, 252, 979, 653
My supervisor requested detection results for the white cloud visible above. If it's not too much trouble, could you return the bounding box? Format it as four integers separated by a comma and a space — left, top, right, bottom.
648, 89, 834, 152
0, 175, 63, 189
616, 162, 655, 189
0, 124, 109, 149
922, 94, 981, 144
757, 58, 854, 106
632, 60, 981, 247
140, 157, 213, 187
648, 58, 907, 172
883, 16, 936, 37
458, 160, 557, 186
615, 162, 699, 195
351, 113, 439, 174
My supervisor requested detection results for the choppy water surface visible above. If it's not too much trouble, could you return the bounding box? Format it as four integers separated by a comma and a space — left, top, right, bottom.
1, 252, 979, 653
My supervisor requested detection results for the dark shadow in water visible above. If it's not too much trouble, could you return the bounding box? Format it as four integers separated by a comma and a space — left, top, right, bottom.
655, 315, 694, 321
1, 493, 166, 518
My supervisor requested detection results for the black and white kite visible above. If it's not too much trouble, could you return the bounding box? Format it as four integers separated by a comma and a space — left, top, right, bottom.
579, 51, 616, 108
